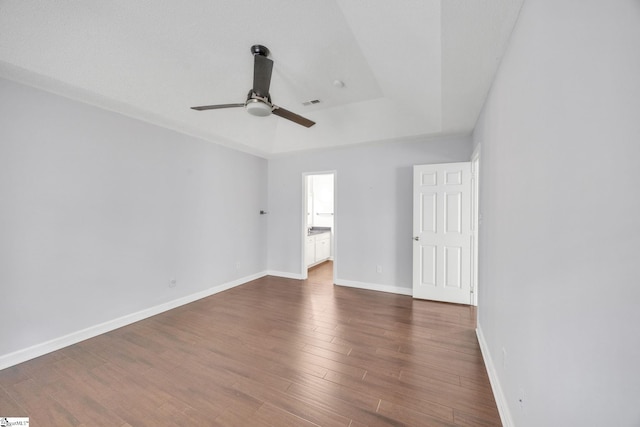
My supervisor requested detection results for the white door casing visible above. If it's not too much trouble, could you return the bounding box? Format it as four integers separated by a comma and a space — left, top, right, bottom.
301, 171, 337, 280
471, 146, 480, 307
413, 162, 472, 304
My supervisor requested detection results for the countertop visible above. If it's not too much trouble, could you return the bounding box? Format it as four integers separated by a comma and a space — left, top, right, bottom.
307, 227, 331, 236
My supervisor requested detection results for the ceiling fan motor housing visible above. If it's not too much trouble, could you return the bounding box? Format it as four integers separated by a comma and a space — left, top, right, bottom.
245, 90, 273, 116
246, 98, 272, 117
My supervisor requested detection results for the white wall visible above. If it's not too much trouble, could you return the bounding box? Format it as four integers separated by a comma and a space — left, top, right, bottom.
267, 136, 472, 291
474, 1, 640, 425
0, 78, 268, 360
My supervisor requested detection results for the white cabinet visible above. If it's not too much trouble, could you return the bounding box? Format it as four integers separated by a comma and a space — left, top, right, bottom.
315, 233, 330, 261
305, 236, 316, 266
306, 232, 331, 267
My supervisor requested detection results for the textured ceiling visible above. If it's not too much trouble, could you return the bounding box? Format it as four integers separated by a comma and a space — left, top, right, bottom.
0, 0, 523, 157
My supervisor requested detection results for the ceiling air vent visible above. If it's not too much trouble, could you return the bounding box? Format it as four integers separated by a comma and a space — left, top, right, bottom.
302, 99, 321, 106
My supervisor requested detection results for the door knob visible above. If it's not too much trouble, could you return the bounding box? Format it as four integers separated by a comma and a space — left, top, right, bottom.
413, 236, 420, 241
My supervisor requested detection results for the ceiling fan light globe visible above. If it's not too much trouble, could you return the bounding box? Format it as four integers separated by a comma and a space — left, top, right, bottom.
245, 99, 272, 117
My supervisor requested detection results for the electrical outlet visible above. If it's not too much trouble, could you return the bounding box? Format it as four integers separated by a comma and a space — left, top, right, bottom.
517, 388, 525, 410
169, 278, 177, 288
376, 265, 383, 274
235, 261, 241, 270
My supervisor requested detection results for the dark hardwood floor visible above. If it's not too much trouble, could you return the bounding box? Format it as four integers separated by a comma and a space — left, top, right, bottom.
0, 261, 501, 426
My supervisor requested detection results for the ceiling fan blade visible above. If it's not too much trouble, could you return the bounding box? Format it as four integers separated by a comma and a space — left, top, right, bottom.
272, 106, 316, 128
253, 54, 273, 97
191, 103, 244, 111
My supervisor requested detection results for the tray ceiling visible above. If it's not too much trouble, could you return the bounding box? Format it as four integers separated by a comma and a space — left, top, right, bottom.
0, 0, 523, 157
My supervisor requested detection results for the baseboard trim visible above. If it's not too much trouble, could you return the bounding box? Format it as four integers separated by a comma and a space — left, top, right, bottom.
0, 271, 268, 371
334, 278, 412, 296
266, 270, 306, 280
476, 326, 514, 427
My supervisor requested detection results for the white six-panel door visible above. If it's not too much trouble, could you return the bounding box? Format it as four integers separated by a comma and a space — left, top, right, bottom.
413, 162, 472, 304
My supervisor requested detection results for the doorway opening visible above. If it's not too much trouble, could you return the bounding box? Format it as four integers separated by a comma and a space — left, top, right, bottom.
302, 171, 336, 282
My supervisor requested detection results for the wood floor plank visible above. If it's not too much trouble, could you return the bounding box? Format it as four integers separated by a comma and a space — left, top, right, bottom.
0, 386, 28, 416
8, 378, 81, 425
377, 399, 457, 427
0, 261, 501, 425
453, 408, 502, 427
43, 380, 129, 427
323, 368, 456, 423
0, 364, 31, 387
252, 402, 324, 427
233, 376, 350, 427
285, 375, 435, 427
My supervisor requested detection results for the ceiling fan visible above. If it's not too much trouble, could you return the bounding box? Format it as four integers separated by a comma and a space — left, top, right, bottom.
191, 45, 315, 128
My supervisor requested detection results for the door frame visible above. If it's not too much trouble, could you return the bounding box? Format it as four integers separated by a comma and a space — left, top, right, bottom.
471, 144, 481, 306
301, 170, 337, 280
